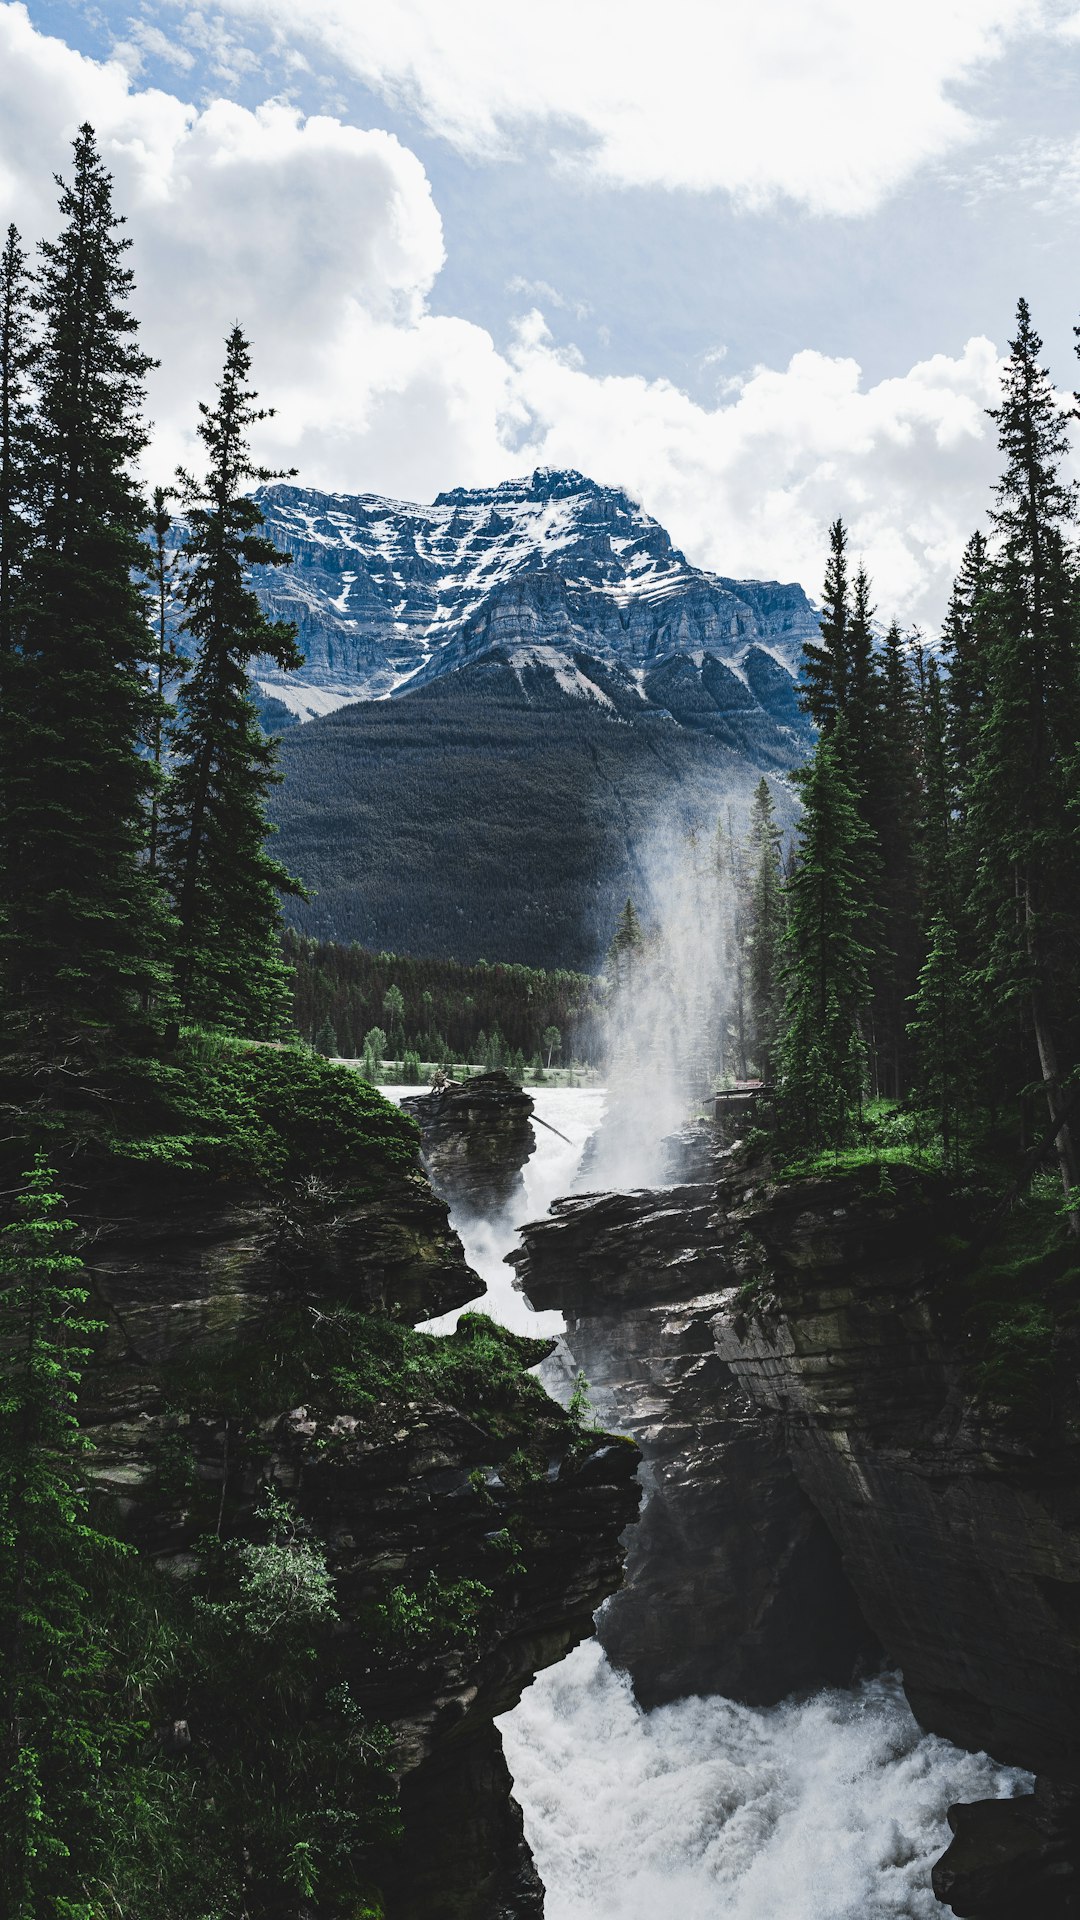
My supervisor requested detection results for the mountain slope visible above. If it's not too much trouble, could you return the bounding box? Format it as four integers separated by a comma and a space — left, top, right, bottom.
270, 648, 805, 970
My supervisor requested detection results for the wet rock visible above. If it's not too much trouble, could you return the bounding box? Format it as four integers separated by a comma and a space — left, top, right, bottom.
402, 1071, 536, 1220
709, 1163, 1080, 1911
932, 1783, 1080, 1917
513, 1182, 876, 1706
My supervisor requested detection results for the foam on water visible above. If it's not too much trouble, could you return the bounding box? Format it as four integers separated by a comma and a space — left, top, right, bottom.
500, 1641, 1029, 1920
381, 1079, 1029, 1911
381, 1084, 606, 1337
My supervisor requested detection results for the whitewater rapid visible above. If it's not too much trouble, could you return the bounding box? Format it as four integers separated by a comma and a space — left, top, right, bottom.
383, 1083, 1028, 1917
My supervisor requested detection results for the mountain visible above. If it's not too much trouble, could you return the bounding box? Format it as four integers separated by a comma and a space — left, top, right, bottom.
242, 468, 819, 726
239, 468, 818, 968
269, 648, 807, 971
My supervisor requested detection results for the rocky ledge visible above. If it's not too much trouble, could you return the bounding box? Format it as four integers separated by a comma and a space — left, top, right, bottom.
78, 1123, 638, 1917
515, 1159, 1080, 1916
402, 1071, 536, 1221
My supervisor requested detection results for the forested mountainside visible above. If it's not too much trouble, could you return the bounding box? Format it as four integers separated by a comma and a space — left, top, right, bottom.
231, 468, 819, 723
269, 648, 805, 969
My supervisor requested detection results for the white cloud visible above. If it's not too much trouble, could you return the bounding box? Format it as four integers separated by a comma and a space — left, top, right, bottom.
0, 3, 1015, 626
188, 0, 1038, 216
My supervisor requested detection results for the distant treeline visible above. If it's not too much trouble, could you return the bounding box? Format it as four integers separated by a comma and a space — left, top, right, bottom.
284, 929, 606, 1065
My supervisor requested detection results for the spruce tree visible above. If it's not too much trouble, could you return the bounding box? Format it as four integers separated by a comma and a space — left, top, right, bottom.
607, 897, 644, 989
146, 485, 182, 876
966, 298, 1080, 1224
910, 914, 971, 1177
939, 530, 991, 818
162, 327, 305, 1037
1, 128, 172, 1097
801, 517, 849, 729
745, 778, 785, 1081
845, 563, 883, 804
0, 224, 33, 660
777, 733, 875, 1151
0, 1158, 118, 1916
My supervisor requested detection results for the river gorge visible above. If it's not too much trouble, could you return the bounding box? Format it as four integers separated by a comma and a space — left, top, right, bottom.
388, 1081, 1051, 1919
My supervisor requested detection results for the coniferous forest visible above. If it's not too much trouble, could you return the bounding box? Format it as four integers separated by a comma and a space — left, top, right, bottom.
2, 111, 1080, 1920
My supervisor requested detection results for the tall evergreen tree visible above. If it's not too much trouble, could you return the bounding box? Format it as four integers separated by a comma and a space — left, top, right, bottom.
0, 127, 172, 1098
939, 530, 992, 818
965, 298, 1080, 1225
146, 484, 182, 876
777, 732, 875, 1151
0, 1158, 117, 1917
607, 896, 645, 990
0, 224, 33, 660
845, 563, 883, 804
801, 517, 849, 729
161, 327, 305, 1036
745, 778, 785, 1081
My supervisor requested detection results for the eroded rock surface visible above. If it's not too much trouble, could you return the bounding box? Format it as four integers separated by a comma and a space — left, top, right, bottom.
513, 1182, 876, 1706
710, 1163, 1080, 1916
80, 1144, 639, 1919
403, 1071, 536, 1221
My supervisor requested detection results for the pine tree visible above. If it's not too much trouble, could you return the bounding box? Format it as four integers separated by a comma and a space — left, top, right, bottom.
909, 914, 971, 1177
845, 563, 883, 804
1, 128, 172, 1093
745, 778, 785, 1081
0, 1158, 119, 1917
0, 224, 33, 660
869, 623, 923, 1097
965, 298, 1080, 1225
314, 1017, 338, 1058
777, 733, 875, 1150
146, 485, 183, 876
939, 530, 992, 818
607, 898, 644, 990
161, 327, 305, 1037
801, 517, 849, 729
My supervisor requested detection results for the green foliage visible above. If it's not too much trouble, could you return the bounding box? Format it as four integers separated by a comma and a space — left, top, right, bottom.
287, 931, 605, 1067
116, 1031, 420, 1187
0, 1159, 125, 1919
778, 733, 875, 1151
0, 126, 175, 1112
374, 1572, 493, 1656
162, 325, 306, 1039
746, 777, 785, 1080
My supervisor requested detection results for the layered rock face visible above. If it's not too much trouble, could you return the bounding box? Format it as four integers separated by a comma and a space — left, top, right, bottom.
517, 1157, 1080, 1915
711, 1164, 1080, 1916
402, 1070, 536, 1221
513, 1182, 876, 1706
81, 1145, 639, 1918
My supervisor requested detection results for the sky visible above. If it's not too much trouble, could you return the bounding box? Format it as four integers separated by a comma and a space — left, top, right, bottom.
4, 1, 1080, 625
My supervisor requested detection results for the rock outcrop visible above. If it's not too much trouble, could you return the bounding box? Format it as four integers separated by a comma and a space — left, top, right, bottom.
517, 1156, 1080, 1914
79, 1133, 639, 1918
710, 1162, 1080, 1916
512, 1182, 876, 1707
402, 1071, 536, 1221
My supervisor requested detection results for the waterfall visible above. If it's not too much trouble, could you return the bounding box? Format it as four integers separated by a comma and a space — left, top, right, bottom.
383, 1084, 1029, 1915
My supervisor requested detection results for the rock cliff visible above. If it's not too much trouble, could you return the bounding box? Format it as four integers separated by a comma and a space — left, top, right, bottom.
78, 1121, 639, 1917
512, 1182, 876, 1706
402, 1071, 536, 1221
515, 1158, 1080, 1915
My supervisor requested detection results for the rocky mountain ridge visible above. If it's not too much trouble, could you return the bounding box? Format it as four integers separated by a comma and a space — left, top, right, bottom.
230, 468, 818, 726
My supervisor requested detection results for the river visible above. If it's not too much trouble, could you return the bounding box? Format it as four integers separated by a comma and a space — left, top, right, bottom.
383, 1085, 1028, 1919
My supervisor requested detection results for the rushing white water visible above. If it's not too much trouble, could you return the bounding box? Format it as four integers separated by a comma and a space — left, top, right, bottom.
500, 1643, 1029, 1920
382, 1081, 1029, 1913
382, 1083, 606, 1337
